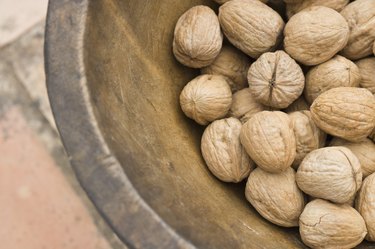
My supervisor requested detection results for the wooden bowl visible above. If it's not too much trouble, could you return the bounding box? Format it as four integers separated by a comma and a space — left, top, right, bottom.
45, 0, 372, 248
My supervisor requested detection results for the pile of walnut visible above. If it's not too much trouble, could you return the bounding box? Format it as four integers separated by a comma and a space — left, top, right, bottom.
174, 0, 375, 248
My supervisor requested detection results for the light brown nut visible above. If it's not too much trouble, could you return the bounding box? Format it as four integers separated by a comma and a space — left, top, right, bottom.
373, 41, 375, 55
356, 57, 375, 95
330, 137, 375, 178
356, 173, 375, 241
284, 6, 349, 66
228, 88, 266, 123
296, 146, 362, 204
283, 0, 302, 3
214, 0, 268, 4
283, 96, 310, 113
370, 129, 375, 143
341, 0, 375, 60
240, 111, 296, 173
180, 75, 232, 125
245, 167, 305, 227
310, 87, 375, 142
286, 0, 349, 19
289, 111, 326, 169
247, 50, 305, 109
218, 0, 284, 58
201, 118, 254, 182
173, 6, 223, 68
201, 45, 251, 92
304, 55, 361, 104
300, 199, 367, 249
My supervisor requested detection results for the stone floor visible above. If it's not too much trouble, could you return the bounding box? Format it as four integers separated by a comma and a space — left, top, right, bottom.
0, 2, 126, 249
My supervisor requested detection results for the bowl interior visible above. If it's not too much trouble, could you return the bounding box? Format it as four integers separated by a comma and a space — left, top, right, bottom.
84, 1, 310, 248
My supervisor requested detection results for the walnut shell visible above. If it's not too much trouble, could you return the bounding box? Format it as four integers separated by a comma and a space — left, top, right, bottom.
248, 50, 305, 109
201, 118, 254, 182
330, 137, 375, 178
201, 45, 251, 92
296, 146, 362, 204
173, 6, 223, 68
304, 55, 361, 104
284, 6, 349, 66
356, 173, 375, 241
245, 167, 305, 227
218, 0, 284, 58
228, 88, 266, 123
214, 0, 268, 4
341, 0, 375, 60
300, 199, 367, 249
286, 0, 349, 19
356, 57, 375, 95
180, 75, 232, 125
310, 87, 375, 142
370, 129, 375, 142
283, 96, 310, 113
240, 111, 296, 173
289, 111, 326, 169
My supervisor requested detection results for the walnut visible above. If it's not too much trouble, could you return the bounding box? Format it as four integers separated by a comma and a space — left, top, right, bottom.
218, 0, 284, 58
289, 111, 326, 169
355, 57, 375, 95
304, 55, 361, 104
245, 167, 305, 227
201, 45, 251, 92
356, 173, 375, 241
286, 0, 349, 19
283, 96, 310, 113
173, 6, 223, 68
341, 0, 375, 60
240, 111, 296, 173
201, 118, 254, 182
247, 50, 305, 109
310, 87, 375, 142
284, 6, 349, 66
228, 88, 266, 123
330, 137, 375, 178
180, 75, 232, 125
296, 146, 362, 204
214, 0, 268, 4
370, 129, 375, 143
300, 199, 367, 249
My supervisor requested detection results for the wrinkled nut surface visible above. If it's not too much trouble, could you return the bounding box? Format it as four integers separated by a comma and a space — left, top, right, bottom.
300, 199, 367, 249
356, 173, 375, 241
331, 137, 375, 178
173, 6, 223, 68
248, 50, 305, 109
304, 55, 361, 104
284, 6, 349, 66
311, 87, 375, 142
219, 0, 284, 58
214, 0, 267, 4
229, 88, 266, 123
201, 45, 251, 92
201, 118, 254, 182
283, 96, 310, 113
240, 111, 296, 173
356, 57, 375, 95
296, 146, 362, 204
286, 0, 349, 19
180, 75, 232, 125
245, 167, 305, 227
341, 0, 375, 60
370, 129, 375, 143
289, 111, 326, 169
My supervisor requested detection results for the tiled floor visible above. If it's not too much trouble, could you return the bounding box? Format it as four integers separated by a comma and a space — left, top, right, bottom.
0, 2, 126, 249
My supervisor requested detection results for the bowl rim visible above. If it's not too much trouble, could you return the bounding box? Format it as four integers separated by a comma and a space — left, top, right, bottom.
44, 0, 195, 248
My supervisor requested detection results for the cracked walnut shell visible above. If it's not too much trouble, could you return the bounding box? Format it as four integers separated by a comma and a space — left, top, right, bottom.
228, 88, 265, 123
201, 118, 254, 182
245, 167, 305, 227
180, 75, 232, 125
300, 199, 367, 249
218, 0, 284, 58
310, 87, 375, 142
248, 50, 305, 109
173, 6, 223, 68
356, 173, 375, 241
296, 146, 362, 204
240, 111, 296, 173
284, 6, 349, 66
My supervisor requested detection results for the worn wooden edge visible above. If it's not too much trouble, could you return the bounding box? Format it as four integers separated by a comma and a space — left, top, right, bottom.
44, 0, 195, 248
